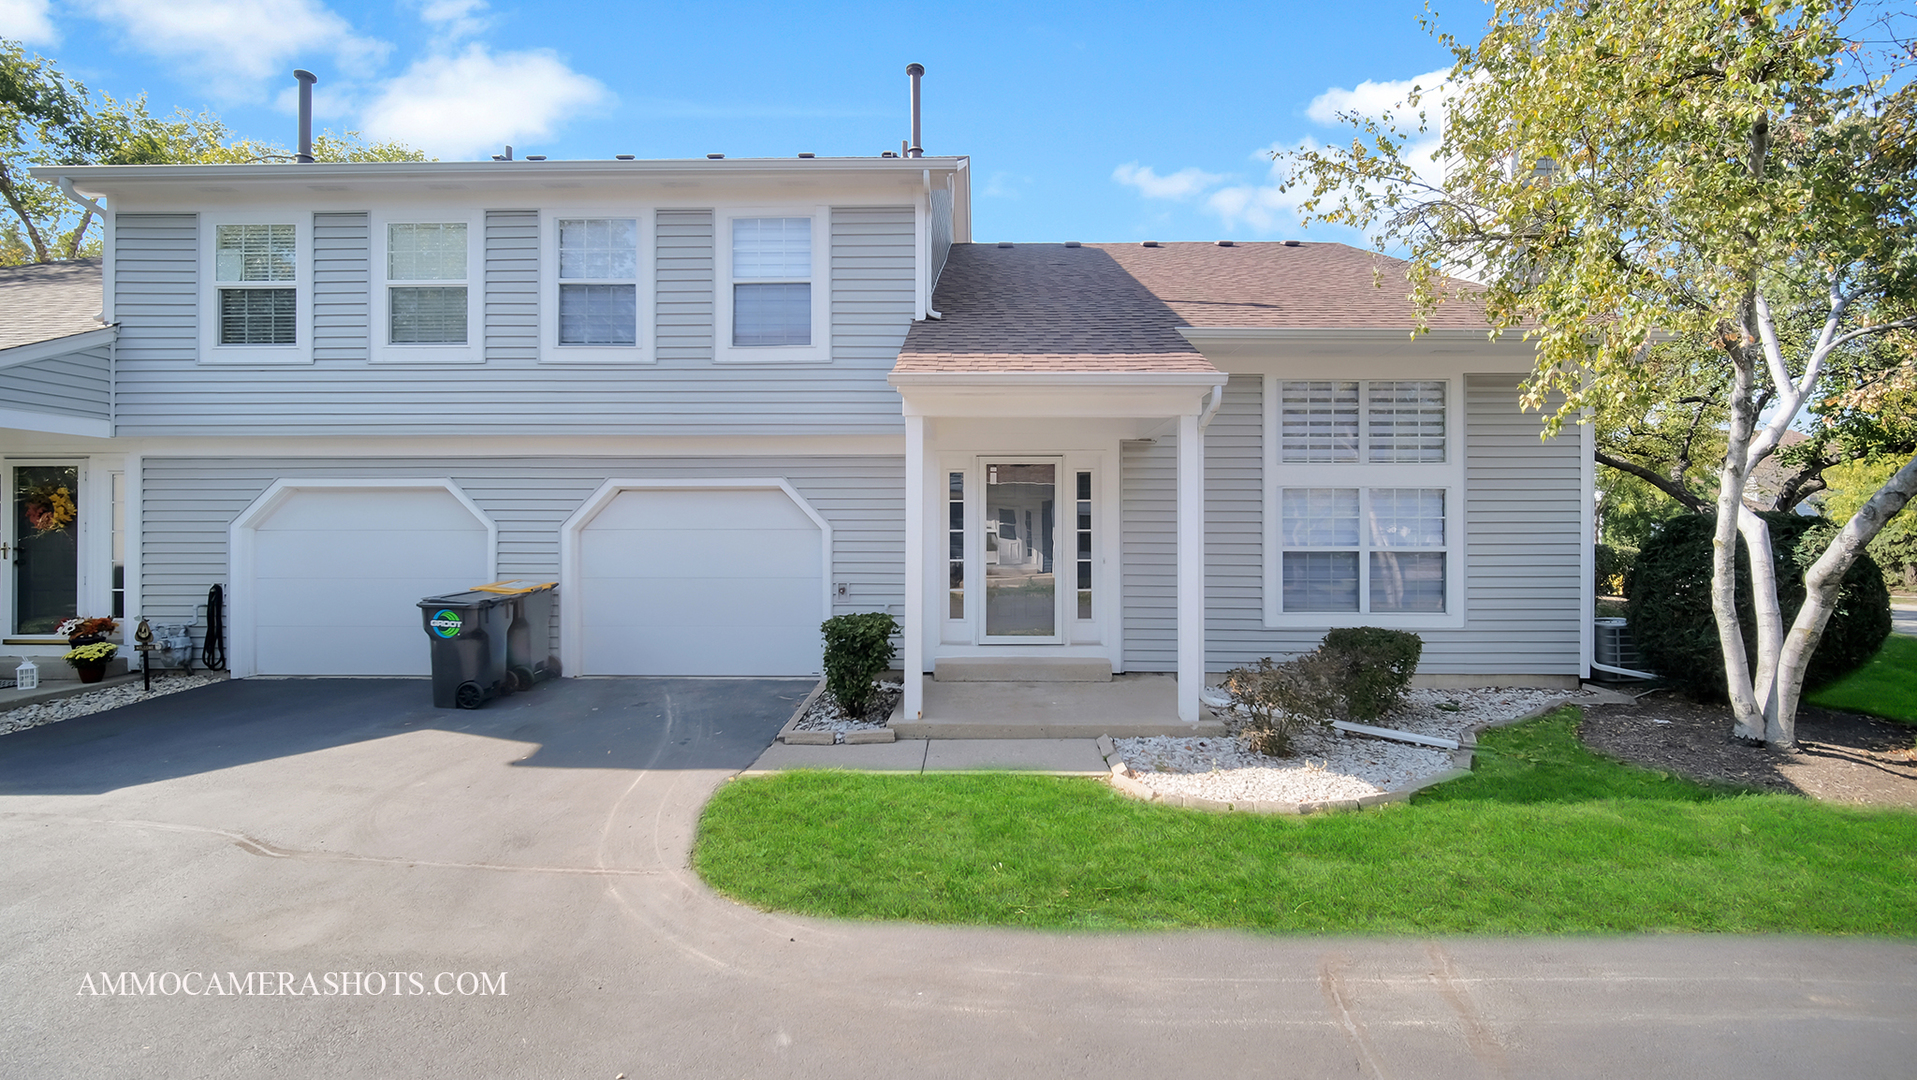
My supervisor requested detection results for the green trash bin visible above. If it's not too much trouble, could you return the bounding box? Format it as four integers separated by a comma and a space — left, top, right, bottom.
418, 591, 513, 709
469, 580, 560, 689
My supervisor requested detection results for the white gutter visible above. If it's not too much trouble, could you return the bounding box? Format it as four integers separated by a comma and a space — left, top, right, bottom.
58, 176, 105, 217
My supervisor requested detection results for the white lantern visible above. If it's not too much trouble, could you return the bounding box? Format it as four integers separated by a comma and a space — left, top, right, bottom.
15, 658, 38, 691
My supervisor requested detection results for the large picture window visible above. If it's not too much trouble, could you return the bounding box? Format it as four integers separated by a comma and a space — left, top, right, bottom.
1266, 376, 1459, 625
215, 224, 297, 345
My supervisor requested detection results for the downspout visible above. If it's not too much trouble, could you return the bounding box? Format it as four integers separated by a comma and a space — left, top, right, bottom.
921, 168, 942, 319
58, 177, 107, 288
1197, 383, 1226, 429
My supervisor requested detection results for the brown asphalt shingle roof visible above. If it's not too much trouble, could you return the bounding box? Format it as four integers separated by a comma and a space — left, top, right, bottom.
0, 259, 106, 353
894, 242, 1489, 375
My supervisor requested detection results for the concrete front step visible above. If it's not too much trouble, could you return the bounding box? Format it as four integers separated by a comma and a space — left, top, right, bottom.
890, 673, 1226, 739
933, 657, 1113, 682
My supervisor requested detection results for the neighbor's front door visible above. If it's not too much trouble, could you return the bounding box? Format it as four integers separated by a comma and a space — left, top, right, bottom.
981, 461, 1061, 643
7, 462, 81, 635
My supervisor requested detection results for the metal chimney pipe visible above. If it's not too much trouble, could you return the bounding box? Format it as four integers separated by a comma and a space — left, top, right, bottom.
293, 69, 317, 164
905, 63, 924, 158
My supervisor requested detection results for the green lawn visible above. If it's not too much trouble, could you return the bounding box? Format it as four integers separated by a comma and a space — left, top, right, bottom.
694, 709, 1917, 934
1807, 634, 1917, 725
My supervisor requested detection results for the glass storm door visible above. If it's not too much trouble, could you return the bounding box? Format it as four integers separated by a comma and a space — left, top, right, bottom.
983, 461, 1059, 641
10, 463, 80, 635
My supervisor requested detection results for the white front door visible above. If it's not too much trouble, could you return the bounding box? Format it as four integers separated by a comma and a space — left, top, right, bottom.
979, 459, 1064, 644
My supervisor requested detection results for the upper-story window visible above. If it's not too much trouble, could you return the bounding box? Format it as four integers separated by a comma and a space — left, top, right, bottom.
215, 224, 296, 345
1265, 377, 1461, 627
388, 223, 467, 343
199, 213, 311, 365
558, 218, 638, 346
716, 210, 828, 363
373, 214, 480, 363
733, 217, 811, 346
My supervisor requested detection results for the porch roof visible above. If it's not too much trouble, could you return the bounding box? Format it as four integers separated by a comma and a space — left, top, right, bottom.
893, 241, 1490, 375
0, 259, 106, 353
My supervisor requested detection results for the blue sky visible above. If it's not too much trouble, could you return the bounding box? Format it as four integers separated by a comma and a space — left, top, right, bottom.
1, 0, 1471, 243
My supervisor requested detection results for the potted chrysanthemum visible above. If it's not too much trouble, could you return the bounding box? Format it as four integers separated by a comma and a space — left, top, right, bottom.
57, 617, 120, 683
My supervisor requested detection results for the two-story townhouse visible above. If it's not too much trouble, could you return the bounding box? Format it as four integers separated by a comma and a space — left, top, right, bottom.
8, 151, 1590, 728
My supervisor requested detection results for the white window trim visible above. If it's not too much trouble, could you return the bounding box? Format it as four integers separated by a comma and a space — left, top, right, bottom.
370, 210, 483, 365
539, 208, 655, 364
197, 211, 313, 366
714, 206, 831, 365
1262, 374, 1466, 629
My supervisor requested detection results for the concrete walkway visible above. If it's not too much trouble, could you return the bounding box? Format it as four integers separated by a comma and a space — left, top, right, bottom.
1893, 598, 1916, 638
747, 736, 1110, 774
2, 677, 1911, 1078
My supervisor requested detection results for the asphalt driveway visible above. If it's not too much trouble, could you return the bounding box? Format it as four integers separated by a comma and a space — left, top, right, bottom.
1, 678, 1913, 1078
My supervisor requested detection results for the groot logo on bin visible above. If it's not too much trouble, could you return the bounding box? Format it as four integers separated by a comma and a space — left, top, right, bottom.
429, 610, 463, 638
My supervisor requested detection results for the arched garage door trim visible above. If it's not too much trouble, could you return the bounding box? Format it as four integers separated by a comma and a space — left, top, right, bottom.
557, 478, 834, 677
227, 478, 498, 678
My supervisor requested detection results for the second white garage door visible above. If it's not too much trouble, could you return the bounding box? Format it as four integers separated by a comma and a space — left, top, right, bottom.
576, 487, 826, 676
247, 486, 492, 676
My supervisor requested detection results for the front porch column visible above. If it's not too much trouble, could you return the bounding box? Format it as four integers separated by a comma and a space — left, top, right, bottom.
1176, 411, 1204, 722
902, 412, 925, 721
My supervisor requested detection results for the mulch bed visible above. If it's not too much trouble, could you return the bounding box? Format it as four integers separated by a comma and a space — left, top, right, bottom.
1579, 692, 1917, 808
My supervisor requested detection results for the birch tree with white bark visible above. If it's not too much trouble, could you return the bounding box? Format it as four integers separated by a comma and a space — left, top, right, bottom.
1282, 0, 1917, 749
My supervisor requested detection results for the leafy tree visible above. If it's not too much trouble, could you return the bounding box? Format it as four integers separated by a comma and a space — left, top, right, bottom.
1283, 0, 1917, 749
2, 39, 425, 266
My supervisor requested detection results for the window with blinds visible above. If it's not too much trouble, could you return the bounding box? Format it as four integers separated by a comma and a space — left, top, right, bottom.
732, 217, 811, 346
215, 224, 297, 345
1279, 487, 1447, 613
1280, 379, 1446, 463
558, 218, 638, 346
387, 222, 468, 345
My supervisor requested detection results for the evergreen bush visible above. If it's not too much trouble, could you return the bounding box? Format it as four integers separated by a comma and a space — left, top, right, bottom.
1626, 512, 1892, 699
819, 612, 899, 717
1320, 627, 1424, 721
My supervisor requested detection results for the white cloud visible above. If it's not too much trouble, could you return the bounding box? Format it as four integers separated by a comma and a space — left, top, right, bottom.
1111, 163, 1224, 200
418, 0, 491, 39
0, 0, 58, 45
75, 0, 388, 98
1305, 68, 1452, 128
982, 170, 1028, 200
356, 44, 608, 159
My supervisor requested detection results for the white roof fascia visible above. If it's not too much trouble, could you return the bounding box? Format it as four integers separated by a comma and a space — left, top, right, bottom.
0, 325, 117, 370
37, 156, 970, 200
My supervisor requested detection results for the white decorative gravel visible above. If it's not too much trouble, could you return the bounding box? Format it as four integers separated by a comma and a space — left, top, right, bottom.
790, 681, 901, 735
0, 674, 225, 737
1115, 687, 1587, 805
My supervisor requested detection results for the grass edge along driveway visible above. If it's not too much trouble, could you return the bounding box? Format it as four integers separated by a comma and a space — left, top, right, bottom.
694, 708, 1917, 934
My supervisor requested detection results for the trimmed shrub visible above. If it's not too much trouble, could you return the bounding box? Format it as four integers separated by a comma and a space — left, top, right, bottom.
1321, 627, 1424, 721
1626, 512, 1892, 699
1221, 653, 1342, 757
819, 612, 899, 717
1595, 543, 1638, 597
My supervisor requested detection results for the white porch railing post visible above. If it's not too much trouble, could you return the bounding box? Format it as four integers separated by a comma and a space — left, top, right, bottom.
903, 413, 926, 720
1176, 411, 1204, 722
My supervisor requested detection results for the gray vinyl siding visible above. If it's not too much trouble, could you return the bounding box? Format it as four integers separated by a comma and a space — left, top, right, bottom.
928, 185, 953, 293
1121, 435, 1177, 671
312, 212, 369, 362
0, 342, 111, 420
484, 209, 538, 363
830, 206, 917, 365
137, 455, 905, 651
1121, 373, 1583, 676
654, 209, 713, 361
108, 207, 918, 437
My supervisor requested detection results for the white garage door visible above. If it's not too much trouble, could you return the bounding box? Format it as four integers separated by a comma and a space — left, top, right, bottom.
578, 487, 824, 676
248, 487, 491, 676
